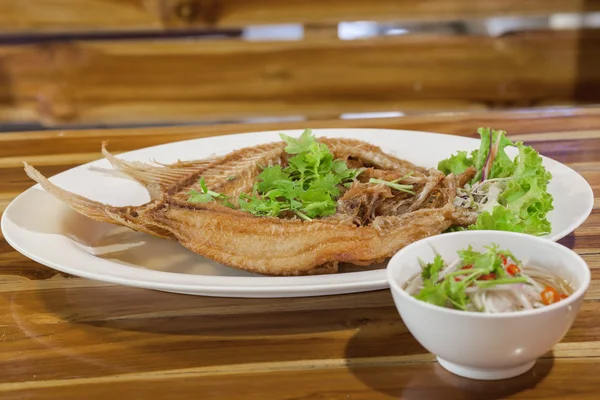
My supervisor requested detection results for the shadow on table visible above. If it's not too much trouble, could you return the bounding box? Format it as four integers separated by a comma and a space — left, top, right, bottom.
34, 285, 397, 335
345, 326, 554, 399
558, 234, 576, 250
8, 286, 407, 380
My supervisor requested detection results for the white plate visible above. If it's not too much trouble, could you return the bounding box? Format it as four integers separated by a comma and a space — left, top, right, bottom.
1, 129, 594, 298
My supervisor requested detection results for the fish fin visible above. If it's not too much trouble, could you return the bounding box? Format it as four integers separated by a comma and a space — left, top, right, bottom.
102, 142, 199, 198
153, 158, 215, 169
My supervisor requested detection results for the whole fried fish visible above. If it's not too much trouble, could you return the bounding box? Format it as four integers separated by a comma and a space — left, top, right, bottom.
24, 136, 477, 276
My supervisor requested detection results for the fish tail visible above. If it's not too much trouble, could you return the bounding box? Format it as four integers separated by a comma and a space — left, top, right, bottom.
23, 162, 118, 225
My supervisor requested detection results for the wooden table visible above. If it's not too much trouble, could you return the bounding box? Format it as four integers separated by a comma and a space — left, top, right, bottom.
1, 107, 599, 399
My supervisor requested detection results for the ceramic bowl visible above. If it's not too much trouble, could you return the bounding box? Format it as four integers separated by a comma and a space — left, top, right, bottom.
387, 230, 590, 380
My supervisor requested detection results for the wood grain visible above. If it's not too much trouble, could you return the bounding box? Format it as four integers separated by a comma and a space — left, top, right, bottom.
1, 0, 600, 32
1, 30, 600, 126
1, 107, 600, 158
2, 358, 600, 399
0, 0, 161, 33
1, 107, 599, 398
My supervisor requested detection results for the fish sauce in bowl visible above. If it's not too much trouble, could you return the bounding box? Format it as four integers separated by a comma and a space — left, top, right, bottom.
402, 244, 573, 313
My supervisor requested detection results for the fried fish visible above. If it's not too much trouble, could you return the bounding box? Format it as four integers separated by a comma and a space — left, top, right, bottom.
24, 135, 477, 276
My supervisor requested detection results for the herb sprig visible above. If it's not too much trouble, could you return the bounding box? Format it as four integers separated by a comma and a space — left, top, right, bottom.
239, 129, 362, 220
414, 245, 527, 310
188, 177, 235, 208
368, 172, 415, 194
188, 129, 371, 220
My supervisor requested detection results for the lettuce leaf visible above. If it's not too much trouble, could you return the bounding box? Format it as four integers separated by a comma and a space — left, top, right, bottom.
437, 128, 514, 181
439, 127, 554, 236
497, 142, 553, 235
481, 128, 515, 181
469, 206, 524, 233
437, 150, 474, 176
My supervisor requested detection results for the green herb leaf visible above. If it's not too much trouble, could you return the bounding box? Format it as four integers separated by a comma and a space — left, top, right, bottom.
446, 278, 470, 310
299, 189, 336, 218
456, 244, 508, 277
199, 177, 208, 193
413, 244, 533, 311
188, 190, 214, 203
256, 165, 290, 193
414, 279, 449, 307
280, 129, 316, 154
369, 178, 415, 194
189, 177, 234, 207
414, 244, 523, 310
475, 276, 528, 289
287, 155, 309, 176
420, 253, 445, 282
437, 150, 474, 176
308, 173, 341, 197
239, 130, 361, 220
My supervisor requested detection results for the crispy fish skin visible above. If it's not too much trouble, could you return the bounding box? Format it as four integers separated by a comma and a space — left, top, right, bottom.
144, 201, 457, 276
23, 137, 476, 276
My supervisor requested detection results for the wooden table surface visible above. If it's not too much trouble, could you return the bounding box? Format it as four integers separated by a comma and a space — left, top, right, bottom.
1, 107, 599, 399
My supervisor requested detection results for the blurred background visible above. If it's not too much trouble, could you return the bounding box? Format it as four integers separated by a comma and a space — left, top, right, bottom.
1, 1, 600, 132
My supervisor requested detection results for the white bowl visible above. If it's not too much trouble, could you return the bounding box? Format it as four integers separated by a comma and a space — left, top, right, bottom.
387, 231, 590, 380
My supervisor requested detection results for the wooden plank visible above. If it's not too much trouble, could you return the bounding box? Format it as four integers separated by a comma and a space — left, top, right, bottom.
1, 0, 600, 33
1, 356, 600, 399
1, 30, 599, 127
0, 0, 162, 33
1, 108, 600, 158
216, 0, 600, 26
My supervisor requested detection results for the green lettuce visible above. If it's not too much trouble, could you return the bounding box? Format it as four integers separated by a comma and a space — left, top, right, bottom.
437, 150, 474, 176
438, 127, 554, 236
438, 127, 515, 182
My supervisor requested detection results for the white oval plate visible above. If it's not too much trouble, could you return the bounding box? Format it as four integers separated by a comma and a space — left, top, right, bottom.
1, 129, 594, 298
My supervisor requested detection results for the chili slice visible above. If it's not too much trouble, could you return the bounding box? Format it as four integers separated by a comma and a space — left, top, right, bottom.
541, 286, 562, 305
479, 273, 496, 281
506, 264, 521, 276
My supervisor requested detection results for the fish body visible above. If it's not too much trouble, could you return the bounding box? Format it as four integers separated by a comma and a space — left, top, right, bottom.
24, 137, 476, 276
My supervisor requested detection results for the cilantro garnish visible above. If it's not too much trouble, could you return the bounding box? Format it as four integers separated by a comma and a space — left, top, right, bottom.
188, 129, 413, 221
414, 245, 528, 311
188, 177, 235, 208
238, 129, 362, 220
188, 177, 221, 203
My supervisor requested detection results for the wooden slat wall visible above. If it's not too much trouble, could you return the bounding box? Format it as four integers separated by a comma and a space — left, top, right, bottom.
1, 29, 599, 126
1, 1, 599, 128
1, 0, 600, 32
